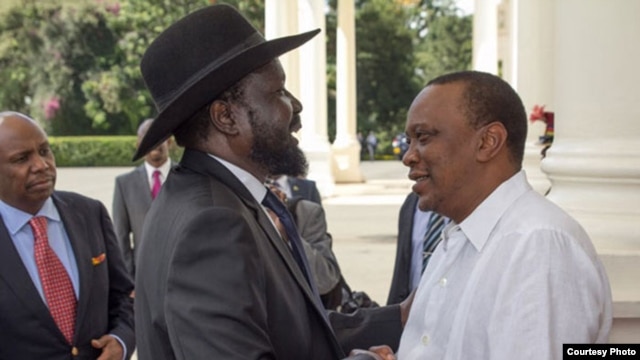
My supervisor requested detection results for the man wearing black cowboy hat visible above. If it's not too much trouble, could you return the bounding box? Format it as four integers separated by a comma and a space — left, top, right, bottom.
133, 4, 406, 360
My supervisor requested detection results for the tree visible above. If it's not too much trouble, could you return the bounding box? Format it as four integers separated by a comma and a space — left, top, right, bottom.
0, 2, 122, 134
355, 0, 421, 137
0, 0, 263, 135
409, 0, 472, 84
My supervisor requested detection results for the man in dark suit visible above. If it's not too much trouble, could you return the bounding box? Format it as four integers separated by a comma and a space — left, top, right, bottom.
133, 5, 404, 360
273, 174, 323, 204
0, 111, 134, 359
387, 192, 448, 305
112, 118, 172, 276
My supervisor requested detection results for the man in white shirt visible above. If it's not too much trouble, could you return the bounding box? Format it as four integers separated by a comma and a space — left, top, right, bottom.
387, 192, 450, 305
367, 71, 612, 359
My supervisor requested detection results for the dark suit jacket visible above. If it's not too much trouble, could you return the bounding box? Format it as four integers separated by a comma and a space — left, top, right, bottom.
112, 162, 173, 276
288, 176, 322, 205
135, 149, 400, 360
0, 191, 135, 360
387, 192, 418, 305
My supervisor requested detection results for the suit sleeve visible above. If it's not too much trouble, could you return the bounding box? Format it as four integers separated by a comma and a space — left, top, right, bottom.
98, 201, 135, 357
112, 177, 134, 275
309, 182, 322, 205
165, 209, 274, 359
386, 193, 415, 305
330, 305, 403, 354
296, 200, 341, 295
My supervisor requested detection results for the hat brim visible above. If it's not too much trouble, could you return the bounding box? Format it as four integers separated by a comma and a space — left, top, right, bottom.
133, 28, 320, 161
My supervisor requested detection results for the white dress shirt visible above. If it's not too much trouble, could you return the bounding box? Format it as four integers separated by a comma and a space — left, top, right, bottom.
144, 158, 172, 190
397, 170, 612, 360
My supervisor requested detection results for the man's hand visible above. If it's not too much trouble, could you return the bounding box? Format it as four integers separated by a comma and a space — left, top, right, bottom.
92, 334, 123, 360
350, 345, 396, 360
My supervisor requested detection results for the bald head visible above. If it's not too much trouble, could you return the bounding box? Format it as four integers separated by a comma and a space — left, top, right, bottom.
0, 112, 56, 214
136, 118, 171, 168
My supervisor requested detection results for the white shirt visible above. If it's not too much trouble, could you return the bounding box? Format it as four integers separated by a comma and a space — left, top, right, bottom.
397, 170, 612, 360
274, 175, 293, 200
144, 159, 171, 190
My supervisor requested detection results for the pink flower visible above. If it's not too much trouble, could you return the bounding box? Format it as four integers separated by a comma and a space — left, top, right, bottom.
44, 97, 61, 120
529, 104, 546, 122
105, 2, 120, 16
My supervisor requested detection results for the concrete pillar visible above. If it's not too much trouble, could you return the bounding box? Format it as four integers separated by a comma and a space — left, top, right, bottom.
332, 0, 364, 183
512, 0, 554, 194
297, 0, 336, 196
266, 0, 336, 196
472, 0, 499, 73
541, 0, 640, 342
265, 0, 300, 97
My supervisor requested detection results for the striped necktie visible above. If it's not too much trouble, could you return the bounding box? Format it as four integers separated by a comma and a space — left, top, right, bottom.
422, 213, 446, 273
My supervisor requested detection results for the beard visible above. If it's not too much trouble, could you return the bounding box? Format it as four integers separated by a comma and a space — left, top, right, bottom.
248, 112, 308, 177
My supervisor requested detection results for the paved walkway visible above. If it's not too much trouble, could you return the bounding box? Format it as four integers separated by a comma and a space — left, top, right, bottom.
55, 160, 412, 305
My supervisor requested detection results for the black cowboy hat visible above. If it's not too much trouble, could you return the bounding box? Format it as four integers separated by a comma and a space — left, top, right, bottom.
133, 4, 320, 161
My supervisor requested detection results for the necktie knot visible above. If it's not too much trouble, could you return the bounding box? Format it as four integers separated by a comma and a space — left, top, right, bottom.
262, 189, 287, 217
151, 170, 162, 199
29, 216, 48, 243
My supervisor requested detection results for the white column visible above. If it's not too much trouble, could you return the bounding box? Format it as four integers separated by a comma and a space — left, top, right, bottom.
472, 0, 499, 73
541, 0, 640, 342
266, 0, 336, 196
297, 0, 336, 196
265, 0, 300, 97
512, 0, 554, 194
331, 0, 364, 183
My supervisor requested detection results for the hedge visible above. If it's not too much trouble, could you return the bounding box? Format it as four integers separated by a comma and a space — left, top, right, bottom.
49, 136, 183, 167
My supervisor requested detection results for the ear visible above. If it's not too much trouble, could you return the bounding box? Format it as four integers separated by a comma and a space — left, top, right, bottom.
210, 100, 240, 136
476, 121, 507, 162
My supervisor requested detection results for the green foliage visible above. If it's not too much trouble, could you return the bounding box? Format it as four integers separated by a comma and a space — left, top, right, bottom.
49, 136, 183, 166
325, 0, 471, 153
1, 0, 469, 160
0, 2, 122, 134
414, 14, 472, 84
355, 0, 421, 136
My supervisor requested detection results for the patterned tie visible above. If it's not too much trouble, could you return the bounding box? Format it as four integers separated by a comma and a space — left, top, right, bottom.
151, 170, 162, 199
422, 213, 446, 273
30, 216, 77, 344
262, 189, 320, 298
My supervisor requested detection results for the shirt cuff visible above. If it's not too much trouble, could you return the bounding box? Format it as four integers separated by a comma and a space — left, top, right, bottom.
110, 334, 127, 360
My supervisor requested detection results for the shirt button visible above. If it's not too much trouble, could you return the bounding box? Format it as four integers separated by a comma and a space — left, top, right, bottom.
421, 334, 430, 345
439, 277, 448, 287
71, 347, 79, 356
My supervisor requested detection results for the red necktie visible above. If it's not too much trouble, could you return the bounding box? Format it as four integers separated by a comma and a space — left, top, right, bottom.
30, 216, 77, 344
151, 170, 162, 199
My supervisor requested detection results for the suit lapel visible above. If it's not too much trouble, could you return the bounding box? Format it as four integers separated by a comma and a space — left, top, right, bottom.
135, 165, 153, 205
0, 216, 63, 337
180, 150, 332, 327
52, 193, 92, 340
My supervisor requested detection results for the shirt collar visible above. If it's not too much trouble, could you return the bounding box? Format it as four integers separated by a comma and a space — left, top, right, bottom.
144, 158, 171, 180
206, 154, 267, 203
0, 197, 60, 235
458, 170, 531, 252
